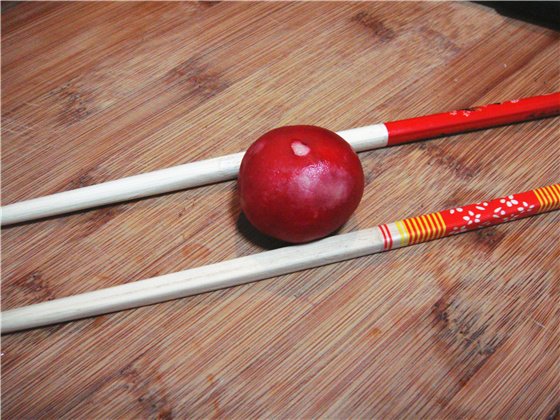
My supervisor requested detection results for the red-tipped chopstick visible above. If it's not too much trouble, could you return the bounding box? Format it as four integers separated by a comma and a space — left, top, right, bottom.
385, 93, 560, 144
2, 92, 558, 226
2, 183, 558, 333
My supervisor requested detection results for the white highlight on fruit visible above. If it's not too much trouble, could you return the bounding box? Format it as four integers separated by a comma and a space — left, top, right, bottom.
291, 141, 311, 156
293, 164, 352, 209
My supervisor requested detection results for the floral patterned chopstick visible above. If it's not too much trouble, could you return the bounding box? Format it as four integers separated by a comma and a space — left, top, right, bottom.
378, 184, 559, 251
2, 184, 558, 334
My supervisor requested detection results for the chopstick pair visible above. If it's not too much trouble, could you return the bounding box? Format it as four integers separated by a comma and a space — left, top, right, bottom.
1, 93, 559, 333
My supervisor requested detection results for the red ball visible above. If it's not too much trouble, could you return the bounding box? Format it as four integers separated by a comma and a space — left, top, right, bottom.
238, 125, 365, 243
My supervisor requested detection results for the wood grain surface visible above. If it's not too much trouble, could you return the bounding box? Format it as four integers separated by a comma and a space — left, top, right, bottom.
2, 2, 559, 418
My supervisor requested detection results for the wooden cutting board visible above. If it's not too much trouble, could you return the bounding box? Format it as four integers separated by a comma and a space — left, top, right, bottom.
2, 2, 559, 418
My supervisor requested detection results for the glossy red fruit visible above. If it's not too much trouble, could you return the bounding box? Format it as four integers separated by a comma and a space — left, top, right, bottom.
238, 125, 365, 243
